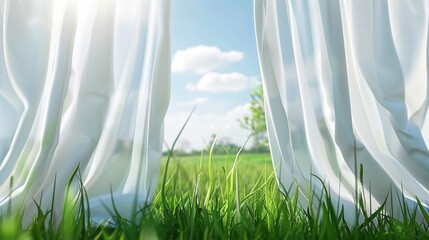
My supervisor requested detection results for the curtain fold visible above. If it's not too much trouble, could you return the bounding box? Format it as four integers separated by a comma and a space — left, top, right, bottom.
255, 0, 429, 223
0, 0, 170, 223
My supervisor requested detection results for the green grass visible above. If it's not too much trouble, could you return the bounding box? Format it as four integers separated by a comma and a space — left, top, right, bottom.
2, 112, 427, 239
0, 150, 428, 239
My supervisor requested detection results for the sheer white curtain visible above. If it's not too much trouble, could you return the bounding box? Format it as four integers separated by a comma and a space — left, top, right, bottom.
0, 0, 170, 223
255, 0, 429, 222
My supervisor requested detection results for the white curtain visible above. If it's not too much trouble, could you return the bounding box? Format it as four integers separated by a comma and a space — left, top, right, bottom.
255, 0, 429, 222
0, 0, 170, 223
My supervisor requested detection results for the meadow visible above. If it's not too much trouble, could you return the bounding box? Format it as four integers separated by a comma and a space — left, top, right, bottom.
0, 147, 428, 239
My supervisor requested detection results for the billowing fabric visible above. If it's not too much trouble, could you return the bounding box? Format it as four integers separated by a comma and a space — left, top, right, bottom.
0, 0, 170, 223
255, 0, 429, 222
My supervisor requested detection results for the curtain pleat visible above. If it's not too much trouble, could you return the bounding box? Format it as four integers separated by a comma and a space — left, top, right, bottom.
255, 0, 429, 223
0, 0, 170, 223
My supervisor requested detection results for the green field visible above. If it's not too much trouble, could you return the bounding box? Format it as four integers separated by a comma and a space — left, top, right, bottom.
160, 152, 273, 187
139, 152, 429, 239
1, 151, 429, 239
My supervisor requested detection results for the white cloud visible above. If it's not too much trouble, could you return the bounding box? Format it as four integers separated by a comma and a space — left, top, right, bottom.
187, 72, 258, 93
177, 97, 208, 107
164, 104, 252, 151
171, 45, 244, 74
227, 104, 251, 118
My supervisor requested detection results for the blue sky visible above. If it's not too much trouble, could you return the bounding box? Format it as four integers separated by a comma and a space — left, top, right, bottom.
164, 0, 260, 151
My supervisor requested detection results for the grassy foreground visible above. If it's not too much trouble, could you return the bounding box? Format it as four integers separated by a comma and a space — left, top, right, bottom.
0, 150, 429, 239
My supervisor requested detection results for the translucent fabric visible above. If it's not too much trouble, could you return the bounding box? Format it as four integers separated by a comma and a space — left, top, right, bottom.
255, 0, 429, 222
0, 0, 170, 223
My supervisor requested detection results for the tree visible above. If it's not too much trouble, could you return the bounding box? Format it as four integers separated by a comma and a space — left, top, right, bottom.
206, 134, 240, 155
238, 85, 268, 152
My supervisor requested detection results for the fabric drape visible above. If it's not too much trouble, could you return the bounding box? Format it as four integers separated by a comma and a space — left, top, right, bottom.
0, 0, 170, 223
255, 0, 429, 222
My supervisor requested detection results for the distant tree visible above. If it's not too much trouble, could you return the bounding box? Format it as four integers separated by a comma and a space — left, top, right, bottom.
238, 85, 268, 152
206, 134, 240, 155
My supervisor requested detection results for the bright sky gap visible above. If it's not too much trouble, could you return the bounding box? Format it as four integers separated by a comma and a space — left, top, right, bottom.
164, 0, 260, 152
